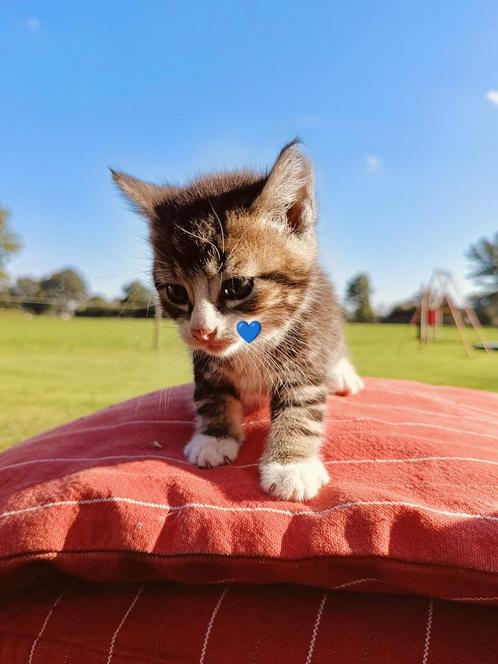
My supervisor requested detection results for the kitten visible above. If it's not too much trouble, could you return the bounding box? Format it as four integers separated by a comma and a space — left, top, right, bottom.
112, 141, 364, 501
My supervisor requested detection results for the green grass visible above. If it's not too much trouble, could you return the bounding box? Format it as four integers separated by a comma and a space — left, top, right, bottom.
0, 313, 192, 450
1, 313, 497, 450
347, 323, 498, 392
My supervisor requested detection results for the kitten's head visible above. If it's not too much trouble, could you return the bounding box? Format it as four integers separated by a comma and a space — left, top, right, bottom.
112, 141, 318, 358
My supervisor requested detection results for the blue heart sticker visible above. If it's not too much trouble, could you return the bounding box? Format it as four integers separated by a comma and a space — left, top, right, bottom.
237, 320, 261, 343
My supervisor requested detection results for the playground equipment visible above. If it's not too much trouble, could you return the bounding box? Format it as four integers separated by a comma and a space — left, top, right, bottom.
398, 270, 490, 357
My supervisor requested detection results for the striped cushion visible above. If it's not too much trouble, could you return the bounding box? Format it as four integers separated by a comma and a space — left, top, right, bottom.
1, 580, 497, 663
1, 378, 497, 603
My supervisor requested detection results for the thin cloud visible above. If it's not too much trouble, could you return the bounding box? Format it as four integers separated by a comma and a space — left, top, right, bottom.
485, 90, 498, 106
25, 17, 41, 32
365, 155, 381, 174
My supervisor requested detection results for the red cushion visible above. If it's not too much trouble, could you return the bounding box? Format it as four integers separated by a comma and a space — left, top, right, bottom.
1, 378, 497, 602
1, 580, 497, 663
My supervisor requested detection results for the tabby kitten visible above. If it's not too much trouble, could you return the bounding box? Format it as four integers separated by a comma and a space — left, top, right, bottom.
112, 141, 363, 501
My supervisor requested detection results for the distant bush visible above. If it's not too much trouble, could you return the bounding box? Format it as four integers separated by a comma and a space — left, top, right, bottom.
75, 298, 158, 318
75, 305, 120, 317
381, 303, 417, 324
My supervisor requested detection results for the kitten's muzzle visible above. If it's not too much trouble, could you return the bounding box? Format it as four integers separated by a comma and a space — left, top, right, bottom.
189, 327, 235, 354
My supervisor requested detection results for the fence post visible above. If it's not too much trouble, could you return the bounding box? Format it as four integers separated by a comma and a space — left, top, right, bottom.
152, 302, 162, 351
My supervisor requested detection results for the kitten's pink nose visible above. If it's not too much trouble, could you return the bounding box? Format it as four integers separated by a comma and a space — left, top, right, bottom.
191, 327, 217, 343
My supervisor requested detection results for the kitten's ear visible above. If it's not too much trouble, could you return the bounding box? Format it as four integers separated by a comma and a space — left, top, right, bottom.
110, 169, 172, 218
253, 140, 315, 233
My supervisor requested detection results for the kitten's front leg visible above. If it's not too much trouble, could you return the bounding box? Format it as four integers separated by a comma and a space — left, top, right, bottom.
184, 378, 243, 469
260, 382, 330, 501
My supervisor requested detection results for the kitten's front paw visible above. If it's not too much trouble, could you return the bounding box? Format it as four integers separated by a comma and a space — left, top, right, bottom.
329, 357, 365, 396
184, 433, 239, 468
260, 457, 329, 501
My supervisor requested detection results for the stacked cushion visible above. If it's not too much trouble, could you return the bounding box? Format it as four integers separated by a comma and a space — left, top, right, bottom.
1, 580, 497, 663
1, 378, 497, 604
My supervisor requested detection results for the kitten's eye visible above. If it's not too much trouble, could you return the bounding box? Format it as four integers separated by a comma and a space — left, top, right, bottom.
165, 284, 189, 306
222, 277, 254, 301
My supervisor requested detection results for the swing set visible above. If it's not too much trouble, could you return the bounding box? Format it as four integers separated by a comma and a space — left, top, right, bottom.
398, 270, 491, 357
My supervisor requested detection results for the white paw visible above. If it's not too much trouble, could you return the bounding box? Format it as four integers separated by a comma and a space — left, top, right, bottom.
184, 433, 239, 468
329, 357, 364, 395
260, 457, 329, 501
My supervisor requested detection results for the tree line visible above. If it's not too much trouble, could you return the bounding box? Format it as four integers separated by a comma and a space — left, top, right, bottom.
1, 267, 156, 317
0, 207, 156, 317
5, 270, 156, 317
1, 205, 497, 324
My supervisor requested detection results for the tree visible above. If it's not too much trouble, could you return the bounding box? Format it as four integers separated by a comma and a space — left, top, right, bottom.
39, 268, 88, 312
15, 277, 40, 299
467, 233, 498, 326
345, 273, 375, 322
75, 294, 120, 317
466, 232, 498, 291
86, 295, 111, 308
0, 280, 13, 308
0, 207, 22, 279
470, 291, 498, 327
120, 280, 155, 309
14, 276, 50, 314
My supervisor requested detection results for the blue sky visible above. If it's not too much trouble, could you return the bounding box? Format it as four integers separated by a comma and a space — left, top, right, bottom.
1, 1, 498, 310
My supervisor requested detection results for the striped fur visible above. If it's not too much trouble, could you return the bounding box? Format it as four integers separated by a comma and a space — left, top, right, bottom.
112, 141, 363, 500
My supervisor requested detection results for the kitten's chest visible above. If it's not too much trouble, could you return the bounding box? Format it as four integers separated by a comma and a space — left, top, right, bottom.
222, 353, 273, 406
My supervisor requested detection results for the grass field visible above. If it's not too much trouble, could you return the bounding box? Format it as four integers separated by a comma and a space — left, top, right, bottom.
1, 312, 497, 450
